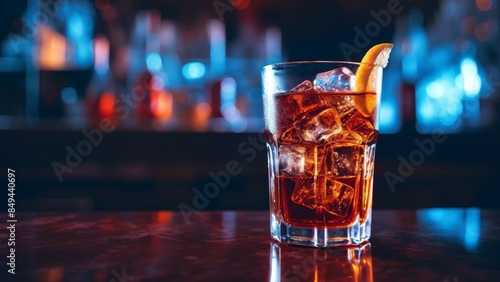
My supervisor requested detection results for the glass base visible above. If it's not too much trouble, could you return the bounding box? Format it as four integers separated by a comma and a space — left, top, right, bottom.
270, 213, 371, 248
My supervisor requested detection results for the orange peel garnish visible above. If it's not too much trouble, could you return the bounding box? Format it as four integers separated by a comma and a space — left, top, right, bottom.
353, 43, 393, 117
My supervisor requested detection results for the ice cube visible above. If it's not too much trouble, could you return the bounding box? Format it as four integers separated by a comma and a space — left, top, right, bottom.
344, 111, 375, 140
314, 67, 356, 92
299, 93, 321, 112
275, 94, 300, 121
276, 92, 320, 121
280, 126, 301, 142
326, 130, 363, 146
290, 80, 314, 93
279, 144, 322, 177
321, 94, 356, 118
279, 145, 305, 176
323, 179, 355, 217
278, 143, 325, 177
327, 144, 363, 177
291, 177, 325, 210
294, 105, 342, 143
275, 93, 317, 133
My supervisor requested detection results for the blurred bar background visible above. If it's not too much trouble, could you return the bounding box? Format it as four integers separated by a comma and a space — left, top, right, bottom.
1, 0, 499, 210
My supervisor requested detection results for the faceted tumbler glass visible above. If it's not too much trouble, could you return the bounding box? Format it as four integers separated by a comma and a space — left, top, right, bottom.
262, 61, 383, 247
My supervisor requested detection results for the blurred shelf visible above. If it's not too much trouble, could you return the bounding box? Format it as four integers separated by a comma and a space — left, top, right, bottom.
0, 115, 264, 132
0, 57, 25, 72
1, 129, 500, 210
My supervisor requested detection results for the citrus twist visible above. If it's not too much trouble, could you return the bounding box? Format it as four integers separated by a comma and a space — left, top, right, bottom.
353, 43, 393, 117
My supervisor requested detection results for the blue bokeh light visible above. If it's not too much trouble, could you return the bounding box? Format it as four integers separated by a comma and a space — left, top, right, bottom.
146, 52, 163, 73
417, 208, 480, 252
460, 58, 481, 97
61, 87, 77, 104
182, 62, 206, 80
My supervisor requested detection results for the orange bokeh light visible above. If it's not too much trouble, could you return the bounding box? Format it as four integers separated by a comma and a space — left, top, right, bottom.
231, 0, 251, 10
150, 90, 173, 119
484, 19, 498, 32
43, 267, 64, 282
475, 24, 490, 41
192, 102, 211, 131
98, 91, 115, 118
95, 0, 111, 10
155, 211, 173, 224
476, 0, 492, 11
462, 16, 477, 34
38, 25, 66, 69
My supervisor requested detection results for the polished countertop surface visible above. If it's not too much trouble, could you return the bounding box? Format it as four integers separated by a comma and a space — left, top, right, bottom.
1, 208, 499, 281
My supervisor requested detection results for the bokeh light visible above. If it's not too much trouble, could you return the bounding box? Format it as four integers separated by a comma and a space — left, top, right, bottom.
484, 19, 498, 33
95, 0, 111, 10
182, 62, 206, 80
462, 16, 477, 34
150, 90, 173, 119
61, 87, 77, 104
146, 52, 163, 73
476, 0, 492, 11
98, 91, 115, 118
475, 24, 491, 41
231, 0, 251, 10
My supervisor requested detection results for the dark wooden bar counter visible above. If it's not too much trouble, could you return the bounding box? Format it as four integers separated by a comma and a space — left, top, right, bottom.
1, 208, 499, 281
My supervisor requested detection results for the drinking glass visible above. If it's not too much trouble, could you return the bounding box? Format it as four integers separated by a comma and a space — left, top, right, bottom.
262, 61, 383, 247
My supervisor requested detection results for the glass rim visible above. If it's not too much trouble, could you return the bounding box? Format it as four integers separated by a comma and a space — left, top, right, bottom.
262, 60, 376, 72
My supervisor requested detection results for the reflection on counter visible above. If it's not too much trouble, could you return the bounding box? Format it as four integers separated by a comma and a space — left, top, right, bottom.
269, 242, 373, 282
6, 210, 500, 281
417, 208, 480, 252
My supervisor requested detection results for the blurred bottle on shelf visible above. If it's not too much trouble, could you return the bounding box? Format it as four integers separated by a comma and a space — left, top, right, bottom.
4, 0, 96, 120
265, 26, 283, 65
397, 9, 428, 133
207, 20, 234, 118
410, 0, 498, 133
128, 10, 155, 119
205, 19, 249, 131
32, 0, 94, 70
128, 10, 173, 121
227, 9, 283, 120
158, 20, 185, 126
160, 21, 182, 90
208, 19, 226, 79
85, 35, 117, 122
209, 76, 237, 119
61, 0, 95, 69
209, 78, 224, 119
